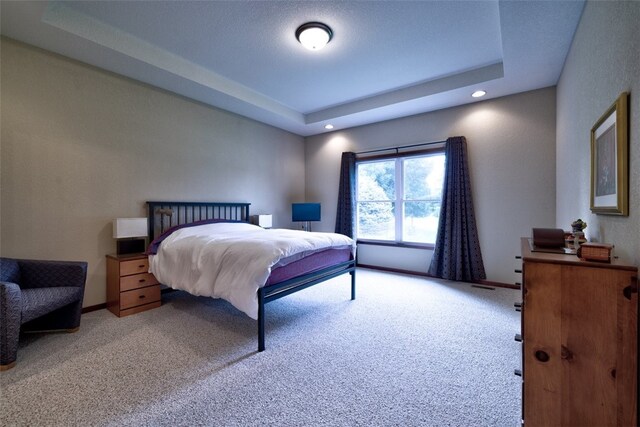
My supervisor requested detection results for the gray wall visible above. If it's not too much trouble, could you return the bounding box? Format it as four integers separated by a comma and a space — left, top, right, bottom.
0, 38, 305, 307
556, 1, 639, 267
305, 87, 557, 284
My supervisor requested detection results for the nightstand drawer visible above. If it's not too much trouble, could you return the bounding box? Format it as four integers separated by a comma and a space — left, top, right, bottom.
107, 254, 161, 318
120, 273, 158, 292
120, 258, 150, 276
120, 285, 161, 310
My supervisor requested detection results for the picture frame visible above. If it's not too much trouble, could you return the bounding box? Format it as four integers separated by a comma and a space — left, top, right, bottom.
590, 92, 629, 216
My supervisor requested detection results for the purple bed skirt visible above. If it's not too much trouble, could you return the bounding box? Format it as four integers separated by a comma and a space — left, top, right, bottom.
264, 248, 353, 287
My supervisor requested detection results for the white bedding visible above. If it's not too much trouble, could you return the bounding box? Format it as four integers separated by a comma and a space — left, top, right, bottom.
149, 222, 355, 319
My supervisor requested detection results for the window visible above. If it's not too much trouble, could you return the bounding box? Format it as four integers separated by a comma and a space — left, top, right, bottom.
356, 151, 445, 245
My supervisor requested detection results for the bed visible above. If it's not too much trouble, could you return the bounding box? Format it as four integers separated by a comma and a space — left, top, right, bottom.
146, 201, 356, 352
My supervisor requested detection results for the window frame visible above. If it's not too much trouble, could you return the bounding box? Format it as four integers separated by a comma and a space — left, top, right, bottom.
355, 147, 445, 249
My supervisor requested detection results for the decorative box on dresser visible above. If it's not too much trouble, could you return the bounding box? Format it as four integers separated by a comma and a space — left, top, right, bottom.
106, 253, 161, 317
519, 237, 638, 426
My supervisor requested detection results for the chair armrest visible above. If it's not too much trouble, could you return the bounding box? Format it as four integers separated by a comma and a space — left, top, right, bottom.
18, 260, 88, 289
0, 281, 22, 322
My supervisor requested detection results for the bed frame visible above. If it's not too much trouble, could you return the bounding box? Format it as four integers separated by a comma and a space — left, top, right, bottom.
147, 201, 356, 352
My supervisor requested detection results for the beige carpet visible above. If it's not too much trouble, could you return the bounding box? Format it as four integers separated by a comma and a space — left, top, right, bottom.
0, 268, 521, 426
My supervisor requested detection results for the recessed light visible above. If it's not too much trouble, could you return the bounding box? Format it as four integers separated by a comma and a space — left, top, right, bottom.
472, 90, 487, 98
324, 124, 334, 130
296, 22, 333, 51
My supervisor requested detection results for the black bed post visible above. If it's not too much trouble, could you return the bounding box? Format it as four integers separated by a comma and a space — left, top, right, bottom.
147, 202, 155, 242
258, 288, 265, 352
350, 269, 356, 300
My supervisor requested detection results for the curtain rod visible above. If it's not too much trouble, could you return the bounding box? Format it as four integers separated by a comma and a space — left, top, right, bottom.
356, 140, 446, 155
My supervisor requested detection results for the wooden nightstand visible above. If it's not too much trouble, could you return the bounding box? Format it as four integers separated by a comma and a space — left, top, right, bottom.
106, 253, 161, 317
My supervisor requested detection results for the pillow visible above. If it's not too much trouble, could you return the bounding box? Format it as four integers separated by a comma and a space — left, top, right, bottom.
146, 218, 243, 255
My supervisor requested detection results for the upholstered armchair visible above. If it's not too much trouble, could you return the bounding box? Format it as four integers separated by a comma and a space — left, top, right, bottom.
0, 258, 88, 370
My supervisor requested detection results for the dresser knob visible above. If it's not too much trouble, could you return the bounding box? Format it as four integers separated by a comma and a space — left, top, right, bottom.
623, 281, 638, 300
139, 279, 146, 283
139, 295, 146, 299
138, 265, 145, 268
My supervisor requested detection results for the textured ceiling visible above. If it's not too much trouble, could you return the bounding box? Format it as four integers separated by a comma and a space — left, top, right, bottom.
1, 1, 585, 136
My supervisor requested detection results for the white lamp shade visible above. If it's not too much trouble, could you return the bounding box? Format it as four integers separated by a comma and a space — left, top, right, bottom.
251, 214, 272, 228
113, 218, 148, 238
257, 215, 272, 228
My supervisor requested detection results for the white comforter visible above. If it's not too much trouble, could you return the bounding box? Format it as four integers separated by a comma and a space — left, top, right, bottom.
149, 222, 355, 319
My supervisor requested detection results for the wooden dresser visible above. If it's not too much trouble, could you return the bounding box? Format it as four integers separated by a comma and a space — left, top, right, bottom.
106, 253, 161, 317
519, 238, 638, 426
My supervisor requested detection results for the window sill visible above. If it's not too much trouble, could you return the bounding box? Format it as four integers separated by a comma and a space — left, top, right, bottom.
356, 240, 435, 250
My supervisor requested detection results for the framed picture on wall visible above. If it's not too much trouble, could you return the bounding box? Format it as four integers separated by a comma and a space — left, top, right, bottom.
590, 92, 629, 216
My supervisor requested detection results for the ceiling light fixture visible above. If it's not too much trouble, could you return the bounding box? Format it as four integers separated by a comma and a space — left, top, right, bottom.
472, 90, 487, 98
324, 124, 334, 130
296, 22, 333, 51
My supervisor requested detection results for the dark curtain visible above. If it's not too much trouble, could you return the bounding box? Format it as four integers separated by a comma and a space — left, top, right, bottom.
335, 152, 356, 238
428, 137, 486, 282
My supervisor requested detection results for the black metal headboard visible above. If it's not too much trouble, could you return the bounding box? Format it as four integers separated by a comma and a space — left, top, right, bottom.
147, 201, 251, 240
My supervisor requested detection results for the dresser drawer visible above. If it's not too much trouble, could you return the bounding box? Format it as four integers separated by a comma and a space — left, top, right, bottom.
120, 285, 161, 310
120, 258, 150, 276
120, 273, 158, 292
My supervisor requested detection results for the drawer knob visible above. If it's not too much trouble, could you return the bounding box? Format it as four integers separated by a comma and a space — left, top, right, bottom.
535, 350, 550, 363
139, 295, 146, 299
139, 279, 146, 283
623, 281, 638, 300
138, 265, 145, 268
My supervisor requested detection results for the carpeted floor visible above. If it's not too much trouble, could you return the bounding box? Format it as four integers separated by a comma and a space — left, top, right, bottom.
0, 268, 521, 426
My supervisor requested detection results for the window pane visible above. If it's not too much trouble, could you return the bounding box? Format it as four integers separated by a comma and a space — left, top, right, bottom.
403, 155, 445, 200
403, 201, 441, 243
355, 152, 445, 244
357, 202, 395, 240
357, 161, 395, 201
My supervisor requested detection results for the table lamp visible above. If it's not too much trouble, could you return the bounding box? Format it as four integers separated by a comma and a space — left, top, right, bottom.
113, 217, 148, 255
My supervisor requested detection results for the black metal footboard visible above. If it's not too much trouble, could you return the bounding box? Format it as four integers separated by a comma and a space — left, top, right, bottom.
257, 259, 356, 352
